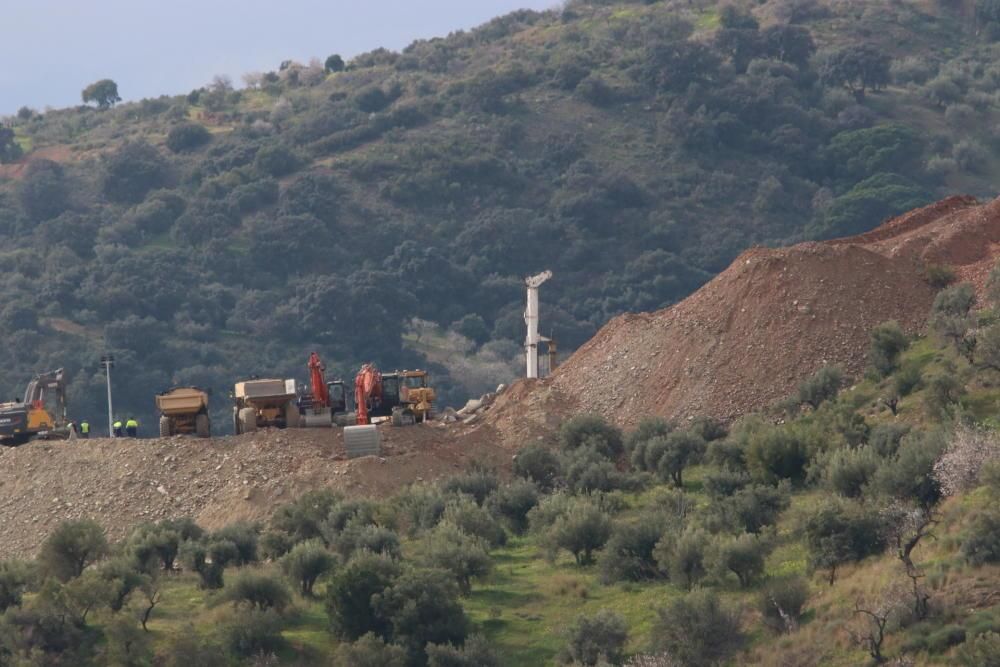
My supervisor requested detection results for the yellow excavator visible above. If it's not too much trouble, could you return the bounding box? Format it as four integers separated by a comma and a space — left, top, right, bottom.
0, 369, 70, 446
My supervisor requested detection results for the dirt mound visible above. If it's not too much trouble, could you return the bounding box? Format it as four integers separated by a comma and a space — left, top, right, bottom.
0, 423, 507, 560
522, 195, 1000, 428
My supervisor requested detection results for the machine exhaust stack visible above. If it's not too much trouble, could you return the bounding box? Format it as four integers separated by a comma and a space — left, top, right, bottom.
524, 270, 552, 379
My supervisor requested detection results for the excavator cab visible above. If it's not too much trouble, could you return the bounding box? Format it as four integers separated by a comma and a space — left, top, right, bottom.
0, 369, 69, 446
326, 380, 349, 414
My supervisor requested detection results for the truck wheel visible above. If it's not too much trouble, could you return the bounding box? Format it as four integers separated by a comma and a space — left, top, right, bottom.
284, 402, 300, 429
159, 416, 172, 438
239, 408, 258, 434
195, 414, 211, 438
402, 409, 416, 426
391, 408, 404, 427
233, 408, 241, 435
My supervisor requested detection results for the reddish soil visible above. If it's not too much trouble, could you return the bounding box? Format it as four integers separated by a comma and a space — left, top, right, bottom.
499, 195, 1000, 429
0, 145, 75, 180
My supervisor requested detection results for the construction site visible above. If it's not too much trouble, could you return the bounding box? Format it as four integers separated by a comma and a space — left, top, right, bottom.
0, 195, 999, 560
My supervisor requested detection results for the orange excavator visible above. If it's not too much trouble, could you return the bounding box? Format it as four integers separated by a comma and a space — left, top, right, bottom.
301, 352, 349, 427
355, 363, 383, 425
354, 363, 435, 426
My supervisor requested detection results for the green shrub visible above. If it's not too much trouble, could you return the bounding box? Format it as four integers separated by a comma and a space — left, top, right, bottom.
758, 576, 810, 633
334, 524, 402, 560
962, 511, 1000, 565
655, 528, 709, 590
868, 424, 910, 458
542, 498, 613, 565
334, 632, 407, 667
160, 626, 227, 667
651, 589, 744, 667
559, 415, 624, 458
374, 568, 469, 664
822, 445, 881, 498
562, 445, 640, 494
212, 522, 259, 565
925, 263, 957, 288
444, 467, 500, 505
598, 517, 669, 583
272, 489, 341, 544
632, 430, 706, 487
221, 570, 292, 612
804, 499, 885, 584
180, 539, 239, 589
418, 523, 492, 595
869, 321, 909, 377
626, 417, 675, 450
427, 634, 501, 667
709, 533, 769, 588
325, 551, 400, 641
797, 365, 843, 409
893, 362, 923, 397
0, 561, 32, 613
254, 143, 301, 177
689, 416, 728, 442
513, 444, 561, 490
746, 426, 813, 486
560, 609, 628, 666
280, 539, 336, 596
704, 467, 751, 497
221, 609, 286, 659
871, 428, 946, 507
101, 140, 169, 203
442, 495, 506, 547
957, 631, 1000, 666
715, 482, 791, 534
487, 480, 540, 534
925, 624, 967, 653
165, 123, 211, 152
38, 519, 109, 582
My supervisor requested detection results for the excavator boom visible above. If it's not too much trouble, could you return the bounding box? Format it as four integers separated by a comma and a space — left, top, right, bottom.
355, 363, 382, 425
308, 352, 331, 408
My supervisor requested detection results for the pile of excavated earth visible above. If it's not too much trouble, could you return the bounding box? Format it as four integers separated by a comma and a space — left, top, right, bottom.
487, 195, 1000, 431
4, 195, 1000, 557
0, 423, 511, 559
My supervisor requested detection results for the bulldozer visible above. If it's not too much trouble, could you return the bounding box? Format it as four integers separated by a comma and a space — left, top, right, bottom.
0, 369, 70, 446
233, 378, 299, 435
156, 387, 211, 438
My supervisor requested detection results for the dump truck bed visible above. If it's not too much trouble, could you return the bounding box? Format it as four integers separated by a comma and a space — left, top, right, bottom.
156, 388, 209, 416
234, 379, 297, 400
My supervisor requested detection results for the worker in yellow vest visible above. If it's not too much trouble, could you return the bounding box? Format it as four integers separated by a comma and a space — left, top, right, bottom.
113, 419, 123, 437
126, 417, 139, 438
79, 420, 90, 439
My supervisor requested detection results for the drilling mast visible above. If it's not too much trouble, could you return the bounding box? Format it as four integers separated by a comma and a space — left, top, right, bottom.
524, 270, 552, 379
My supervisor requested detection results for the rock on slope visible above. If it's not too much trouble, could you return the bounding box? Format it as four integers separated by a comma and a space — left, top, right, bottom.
505, 195, 998, 429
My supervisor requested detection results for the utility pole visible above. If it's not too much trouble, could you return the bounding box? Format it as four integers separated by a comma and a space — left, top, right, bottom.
100, 354, 115, 438
524, 271, 552, 379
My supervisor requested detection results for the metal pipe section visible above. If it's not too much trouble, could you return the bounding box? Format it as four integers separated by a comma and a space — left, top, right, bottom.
524, 271, 552, 379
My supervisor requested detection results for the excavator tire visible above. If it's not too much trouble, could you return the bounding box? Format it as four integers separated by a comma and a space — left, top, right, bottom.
239, 408, 258, 434
391, 408, 404, 427
284, 402, 300, 429
402, 410, 416, 426
195, 414, 210, 438
159, 416, 172, 438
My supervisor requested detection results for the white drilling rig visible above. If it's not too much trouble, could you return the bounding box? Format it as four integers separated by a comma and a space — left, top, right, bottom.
524, 270, 553, 379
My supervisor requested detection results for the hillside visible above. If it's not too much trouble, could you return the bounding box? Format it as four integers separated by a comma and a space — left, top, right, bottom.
534, 194, 1000, 426
3, 0, 1000, 430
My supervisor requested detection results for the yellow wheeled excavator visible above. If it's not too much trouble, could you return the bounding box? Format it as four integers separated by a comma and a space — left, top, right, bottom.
0, 369, 70, 446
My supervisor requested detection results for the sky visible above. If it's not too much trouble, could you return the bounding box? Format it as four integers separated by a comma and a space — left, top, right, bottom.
1, 0, 557, 115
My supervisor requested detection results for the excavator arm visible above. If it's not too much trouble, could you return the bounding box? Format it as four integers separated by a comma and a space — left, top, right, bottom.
308, 352, 331, 408
354, 363, 382, 425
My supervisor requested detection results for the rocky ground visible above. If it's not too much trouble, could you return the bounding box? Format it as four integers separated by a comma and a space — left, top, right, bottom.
0, 420, 514, 559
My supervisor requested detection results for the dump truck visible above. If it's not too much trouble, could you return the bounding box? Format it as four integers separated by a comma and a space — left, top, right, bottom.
233, 378, 299, 434
156, 387, 211, 438
0, 369, 70, 446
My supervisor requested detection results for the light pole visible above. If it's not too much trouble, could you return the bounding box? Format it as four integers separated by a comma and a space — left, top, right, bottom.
100, 354, 115, 438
